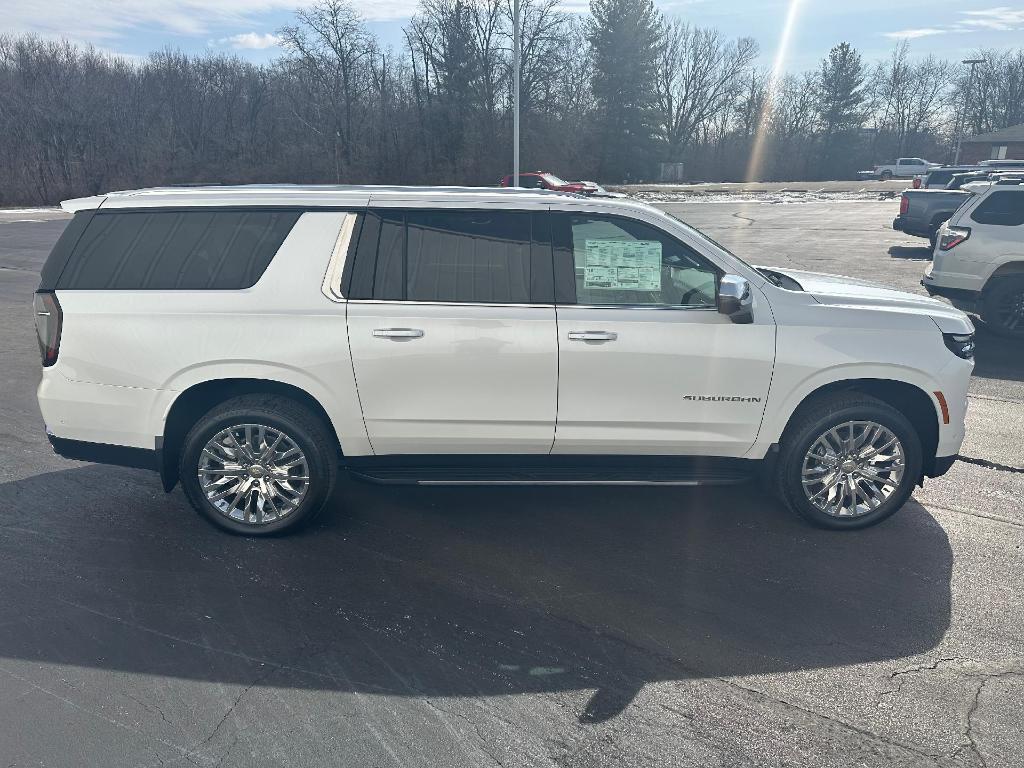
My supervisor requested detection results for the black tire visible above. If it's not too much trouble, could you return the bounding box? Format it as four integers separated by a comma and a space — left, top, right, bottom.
776, 393, 922, 530
880, 170, 893, 181
980, 276, 1024, 339
179, 394, 338, 536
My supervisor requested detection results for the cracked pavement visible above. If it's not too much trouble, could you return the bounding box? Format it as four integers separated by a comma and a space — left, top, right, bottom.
0, 201, 1021, 767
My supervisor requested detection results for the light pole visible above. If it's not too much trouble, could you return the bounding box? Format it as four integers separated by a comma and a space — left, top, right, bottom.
954, 58, 984, 165
512, 0, 521, 187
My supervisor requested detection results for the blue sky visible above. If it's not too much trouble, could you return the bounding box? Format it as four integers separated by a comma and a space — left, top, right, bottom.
7, 0, 1024, 72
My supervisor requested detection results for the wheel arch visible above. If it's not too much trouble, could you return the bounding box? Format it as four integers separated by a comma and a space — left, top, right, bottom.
159, 378, 342, 492
984, 260, 1024, 290
778, 378, 940, 477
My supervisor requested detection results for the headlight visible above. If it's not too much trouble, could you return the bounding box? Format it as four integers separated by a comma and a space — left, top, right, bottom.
943, 332, 975, 360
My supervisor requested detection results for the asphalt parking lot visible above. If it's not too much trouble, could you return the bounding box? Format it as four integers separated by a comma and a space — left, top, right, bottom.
0, 200, 1021, 767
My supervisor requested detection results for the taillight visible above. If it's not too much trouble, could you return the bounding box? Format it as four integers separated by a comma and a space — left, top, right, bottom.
899, 194, 909, 215
33, 291, 62, 367
939, 226, 971, 251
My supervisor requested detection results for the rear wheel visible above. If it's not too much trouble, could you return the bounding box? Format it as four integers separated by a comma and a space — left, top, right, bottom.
179, 395, 337, 536
880, 170, 893, 181
981, 276, 1024, 339
776, 394, 922, 529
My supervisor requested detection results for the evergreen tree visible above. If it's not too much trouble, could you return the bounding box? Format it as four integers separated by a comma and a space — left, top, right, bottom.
815, 42, 867, 179
587, 0, 662, 182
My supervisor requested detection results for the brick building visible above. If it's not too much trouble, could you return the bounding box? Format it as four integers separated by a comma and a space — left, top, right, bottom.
959, 123, 1024, 163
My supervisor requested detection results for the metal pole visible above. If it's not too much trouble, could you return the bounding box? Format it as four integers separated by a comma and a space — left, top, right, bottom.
954, 58, 984, 166
513, 0, 521, 187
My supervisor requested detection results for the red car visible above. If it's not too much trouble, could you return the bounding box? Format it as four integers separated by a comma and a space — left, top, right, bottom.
499, 171, 595, 194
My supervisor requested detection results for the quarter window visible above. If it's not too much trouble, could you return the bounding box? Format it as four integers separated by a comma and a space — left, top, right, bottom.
971, 192, 1024, 227
565, 215, 719, 306
55, 210, 300, 290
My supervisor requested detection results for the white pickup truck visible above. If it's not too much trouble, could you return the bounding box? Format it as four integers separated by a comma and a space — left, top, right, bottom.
860, 158, 940, 181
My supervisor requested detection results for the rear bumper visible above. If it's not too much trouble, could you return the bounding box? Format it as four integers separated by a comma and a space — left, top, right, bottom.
892, 216, 929, 238
921, 279, 979, 312
47, 433, 161, 471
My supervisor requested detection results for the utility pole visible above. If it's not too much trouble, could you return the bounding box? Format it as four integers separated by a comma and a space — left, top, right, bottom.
512, 0, 521, 187
954, 58, 984, 165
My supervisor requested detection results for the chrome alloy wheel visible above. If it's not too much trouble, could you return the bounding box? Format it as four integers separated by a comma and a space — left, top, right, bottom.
198, 424, 310, 525
801, 421, 906, 518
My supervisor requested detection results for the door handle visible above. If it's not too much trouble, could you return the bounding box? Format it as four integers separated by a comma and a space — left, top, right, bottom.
373, 328, 424, 339
568, 331, 617, 342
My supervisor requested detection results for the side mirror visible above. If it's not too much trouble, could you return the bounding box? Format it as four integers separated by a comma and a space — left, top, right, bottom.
717, 274, 754, 324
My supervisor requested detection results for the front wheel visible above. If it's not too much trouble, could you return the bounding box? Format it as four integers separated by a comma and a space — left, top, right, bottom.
880, 170, 893, 181
776, 394, 922, 529
179, 395, 338, 536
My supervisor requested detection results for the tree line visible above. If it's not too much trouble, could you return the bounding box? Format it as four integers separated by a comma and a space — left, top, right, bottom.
1, 0, 1022, 205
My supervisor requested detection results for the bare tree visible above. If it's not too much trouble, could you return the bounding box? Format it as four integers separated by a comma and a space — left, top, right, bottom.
656, 21, 758, 161
870, 41, 951, 157
278, 0, 376, 181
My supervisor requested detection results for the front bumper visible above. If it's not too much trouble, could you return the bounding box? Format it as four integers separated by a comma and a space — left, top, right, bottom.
927, 454, 958, 478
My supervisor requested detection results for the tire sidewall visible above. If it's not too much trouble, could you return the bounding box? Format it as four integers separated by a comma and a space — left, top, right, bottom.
180, 406, 331, 536
781, 403, 922, 530
982, 277, 1024, 339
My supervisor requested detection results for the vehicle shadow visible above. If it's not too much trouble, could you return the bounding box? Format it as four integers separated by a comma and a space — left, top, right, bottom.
887, 245, 932, 260
973, 323, 1024, 383
0, 465, 952, 723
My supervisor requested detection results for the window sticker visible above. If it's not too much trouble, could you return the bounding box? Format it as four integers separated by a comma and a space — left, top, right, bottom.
583, 239, 661, 290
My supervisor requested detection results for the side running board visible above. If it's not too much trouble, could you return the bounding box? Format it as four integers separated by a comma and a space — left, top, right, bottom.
347, 465, 753, 487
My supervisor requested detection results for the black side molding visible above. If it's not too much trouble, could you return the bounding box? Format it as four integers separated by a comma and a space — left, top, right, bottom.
48, 435, 161, 472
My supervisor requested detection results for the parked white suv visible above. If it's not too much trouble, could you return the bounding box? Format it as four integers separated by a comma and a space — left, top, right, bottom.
923, 179, 1024, 338
35, 186, 974, 535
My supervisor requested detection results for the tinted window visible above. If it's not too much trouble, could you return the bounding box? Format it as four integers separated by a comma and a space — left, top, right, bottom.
56, 210, 300, 290
927, 171, 954, 186
365, 210, 535, 303
39, 211, 93, 290
971, 192, 1024, 226
564, 215, 719, 306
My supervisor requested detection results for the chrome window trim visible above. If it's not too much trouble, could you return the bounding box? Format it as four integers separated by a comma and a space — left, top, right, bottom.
347, 299, 556, 309
564, 304, 717, 311
321, 212, 358, 302
345, 299, 715, 311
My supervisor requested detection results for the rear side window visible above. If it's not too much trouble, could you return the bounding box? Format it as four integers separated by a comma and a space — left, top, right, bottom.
55, 210, 301, 290
38, 211, 93, 291
970, 192, 1024, 227
349, 209, 552, 304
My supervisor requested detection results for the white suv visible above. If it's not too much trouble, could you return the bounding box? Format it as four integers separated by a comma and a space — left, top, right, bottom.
35, 185, 974, 535
923, 179, 1024, 338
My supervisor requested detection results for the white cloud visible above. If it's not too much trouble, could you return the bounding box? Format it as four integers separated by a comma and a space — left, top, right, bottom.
882, 27, 947, 39
959, 6, 1024, 30
218, 32, 281, 50
4, 0, 420, 45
